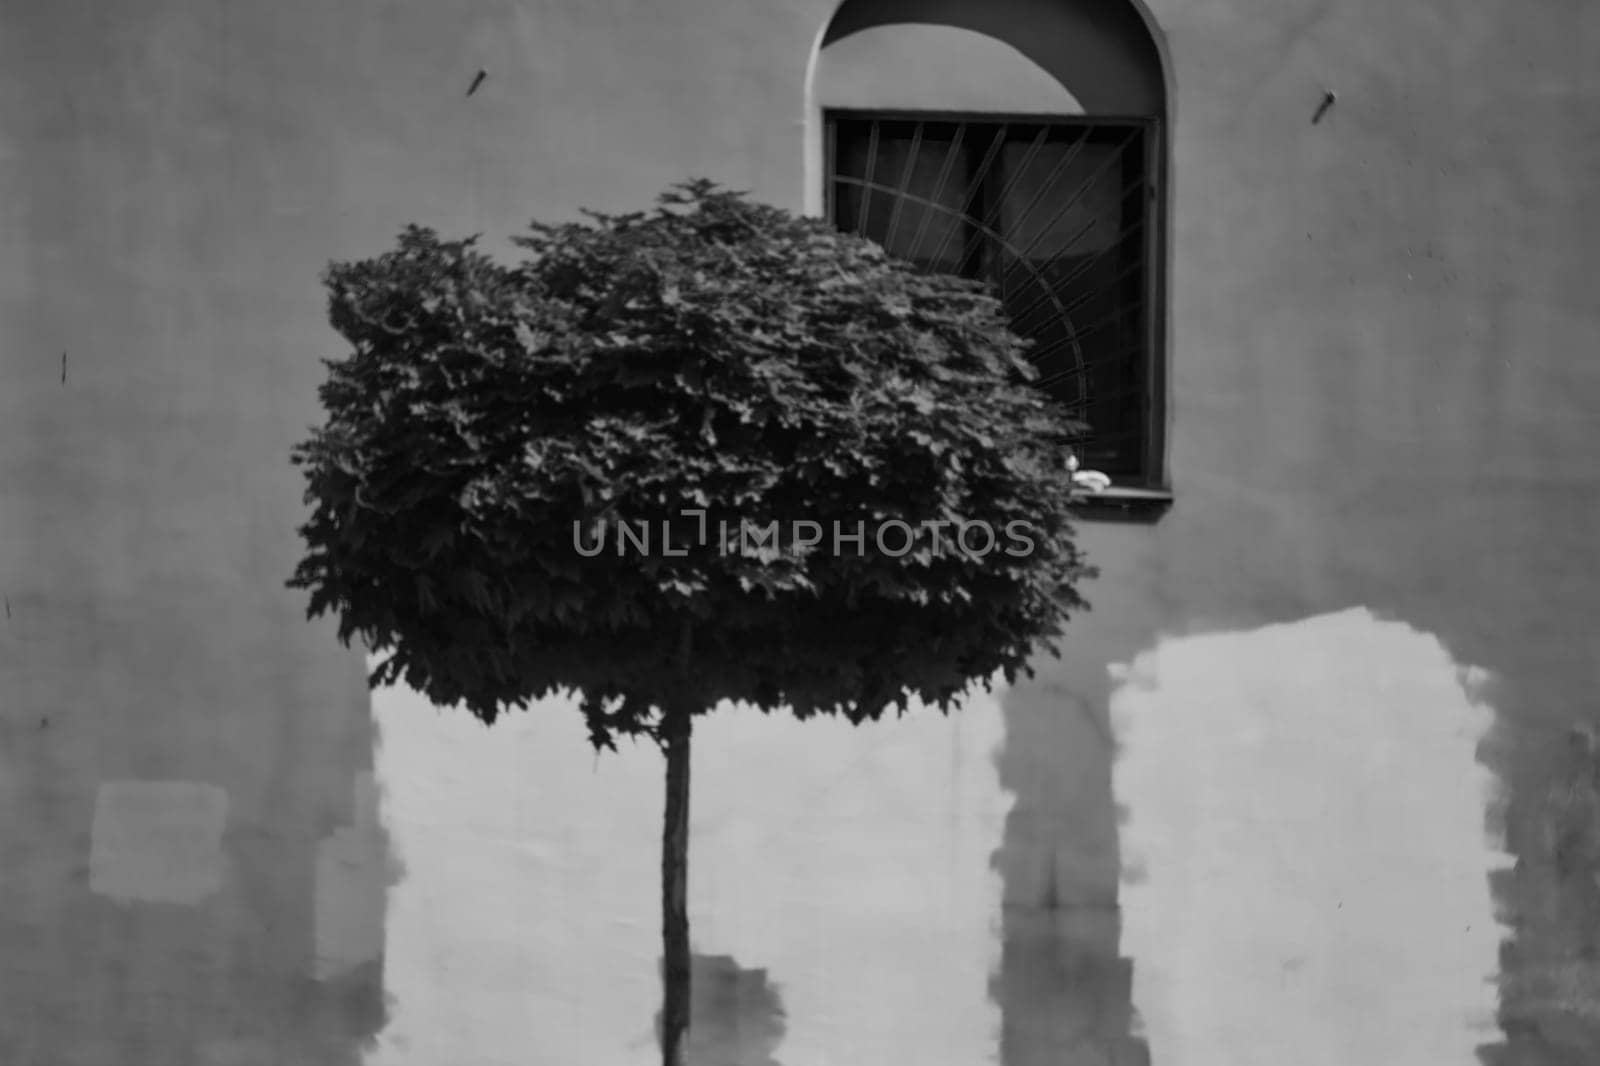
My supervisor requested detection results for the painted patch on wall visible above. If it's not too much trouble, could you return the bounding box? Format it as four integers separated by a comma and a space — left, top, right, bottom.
366, 670, 1011, 1065
1112, 607, 1508, 1065
89, 780, 229, 904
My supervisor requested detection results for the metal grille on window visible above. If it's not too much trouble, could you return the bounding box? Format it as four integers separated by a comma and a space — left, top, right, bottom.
827, 115, 1155, 481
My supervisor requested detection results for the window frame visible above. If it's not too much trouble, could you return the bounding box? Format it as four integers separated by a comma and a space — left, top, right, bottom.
824, 107, 1172, 516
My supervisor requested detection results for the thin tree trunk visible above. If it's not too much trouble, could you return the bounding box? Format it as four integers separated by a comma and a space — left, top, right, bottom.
660, 704, 692, 1066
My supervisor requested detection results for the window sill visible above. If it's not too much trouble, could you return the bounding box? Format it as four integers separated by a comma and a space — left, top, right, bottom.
1069, 486, 1173, 523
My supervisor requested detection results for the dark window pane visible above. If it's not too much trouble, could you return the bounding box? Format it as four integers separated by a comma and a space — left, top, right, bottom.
834, 121, 970, 272
829, 115, 1154, 480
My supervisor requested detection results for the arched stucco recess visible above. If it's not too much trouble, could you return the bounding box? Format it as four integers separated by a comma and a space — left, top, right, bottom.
801, 0, 1173, 217
800, 0, 1175, 488
815, 26, 1090, 117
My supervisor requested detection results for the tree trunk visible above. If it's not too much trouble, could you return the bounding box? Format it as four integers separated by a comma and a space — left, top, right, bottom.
659, 704, 692, 1066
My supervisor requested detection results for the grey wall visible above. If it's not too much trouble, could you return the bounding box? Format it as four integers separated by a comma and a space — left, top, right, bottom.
2, 0, 1598, 1062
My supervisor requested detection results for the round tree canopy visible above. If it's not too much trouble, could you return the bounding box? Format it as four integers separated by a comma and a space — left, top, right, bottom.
290, 180, 1094, 748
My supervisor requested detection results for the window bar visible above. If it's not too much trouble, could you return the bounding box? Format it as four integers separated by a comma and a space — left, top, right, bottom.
881, 124, 925, 254
825, 176, 1024, 249
962, 132, 987, 283
1007, 212, 1147, 325
998, 164, 1139, 284
953, 126, 1052, 276
1030, 287, 1147, 351
1034, 346, 1149, 391
827, 171, 1087, 357
1030, 340, 1141, 392
1008, 179, 1146, 308
1055, 255, 1147, 320
971, 126, 1052, 234
1031, 297, 1146, 355
990, 125, 1094, 255
903, 124, 967, 264
855, 121, 882, 237
1023, 214, 1099, 275
825, 176, 1058, 264
994, 127, 1145, 291
1018, 260, 1147, 369
1048, 389, 1152, 426
1014, 269, 1146, 387
924, 124, 1009, 267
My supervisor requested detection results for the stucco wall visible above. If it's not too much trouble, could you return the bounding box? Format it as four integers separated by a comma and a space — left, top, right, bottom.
3, 0, 1599, 1063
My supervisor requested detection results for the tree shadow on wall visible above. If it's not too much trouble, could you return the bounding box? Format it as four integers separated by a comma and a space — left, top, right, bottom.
653, 953, 787, 1066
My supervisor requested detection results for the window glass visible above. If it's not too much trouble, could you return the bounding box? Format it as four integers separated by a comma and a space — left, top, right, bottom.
829, 116, 1154, 479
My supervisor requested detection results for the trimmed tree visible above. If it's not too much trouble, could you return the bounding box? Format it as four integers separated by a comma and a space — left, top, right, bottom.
288, 179, 1098, 1066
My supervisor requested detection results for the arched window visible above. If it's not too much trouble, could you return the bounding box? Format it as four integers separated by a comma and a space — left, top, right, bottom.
812, 0, 1170, 502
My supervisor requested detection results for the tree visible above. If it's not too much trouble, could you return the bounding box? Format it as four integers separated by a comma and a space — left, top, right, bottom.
288, 179, 1099, 1066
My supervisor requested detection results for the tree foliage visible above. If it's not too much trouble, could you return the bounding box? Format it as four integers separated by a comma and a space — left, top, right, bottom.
289, 179, 1095, 748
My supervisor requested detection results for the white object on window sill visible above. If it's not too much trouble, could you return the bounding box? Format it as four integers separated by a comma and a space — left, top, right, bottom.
1066, 452, 1112, 495
1072, 470, 1113, 494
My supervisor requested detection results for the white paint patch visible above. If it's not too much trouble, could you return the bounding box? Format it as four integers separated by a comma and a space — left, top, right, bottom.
364, 673, 1011, 1066
313, 772, 388, 980
1112, 608, 1508, 1065
89, 780, 228, 904
690, 693, 1009, 1066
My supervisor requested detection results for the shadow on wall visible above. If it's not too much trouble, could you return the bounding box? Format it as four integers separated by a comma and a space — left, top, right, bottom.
659, 954, 787, 1066
1483, 726, 1600, 1066
990, 576, 1155, 1066
981, 447, 1600, 1066
810, 0, 1600, 1056
0, 598, 391, 1066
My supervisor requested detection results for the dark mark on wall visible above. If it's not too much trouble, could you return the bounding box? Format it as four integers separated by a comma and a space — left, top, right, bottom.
679, 954, 786, 1066
467, 70, 487, 96
40, 718, 48, 729
1312, 90, 1336, 124
61, 351, 66, 383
